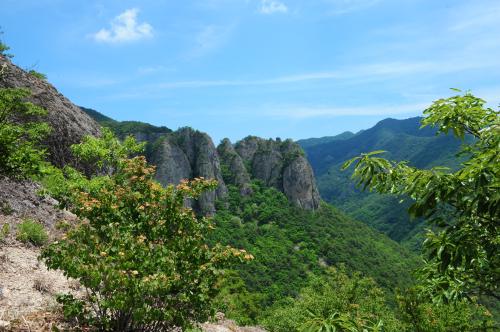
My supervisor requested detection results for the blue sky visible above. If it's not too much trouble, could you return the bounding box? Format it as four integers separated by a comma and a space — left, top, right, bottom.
1, 0, 499, 143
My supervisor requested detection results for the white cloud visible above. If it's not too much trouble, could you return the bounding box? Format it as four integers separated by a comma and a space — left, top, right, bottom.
137, 65, 175, 75
259, 0, 288, 14
152, 59, 493, 90
449, 1, 500, 32
92, 8, 153, 43
267, 102, 428, 119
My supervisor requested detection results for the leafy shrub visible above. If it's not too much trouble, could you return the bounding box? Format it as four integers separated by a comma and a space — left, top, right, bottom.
261, 266, 404, 332
0, 29, 13, 58
16, 219, 48, 246
28, 69, 47, 80
0, 87, 51, 178
41, 133, 249, 331
346, 91, 500, 303
397, 288, 495, 331
0, 223, 10, 242
0, 201, 13, 215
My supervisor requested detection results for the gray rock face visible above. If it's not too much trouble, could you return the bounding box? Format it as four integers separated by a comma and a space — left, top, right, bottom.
283, 156, 321, 210
153, 139, 192, 185
217, 138, 252, 195
0, 55, 101, 168
152, 128, 227, 215
229, 137, 321, 210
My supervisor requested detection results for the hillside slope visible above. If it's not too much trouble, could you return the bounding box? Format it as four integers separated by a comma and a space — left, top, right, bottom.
0, 55, 101, 168
300, 117, 466, 248
210, 182, 418, 322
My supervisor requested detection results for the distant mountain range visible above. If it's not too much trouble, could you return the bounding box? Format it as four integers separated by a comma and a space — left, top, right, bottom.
298, 117, 468, 249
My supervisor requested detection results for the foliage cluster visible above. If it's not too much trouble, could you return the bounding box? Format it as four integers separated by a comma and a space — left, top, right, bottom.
16, 219, 48, 246
262, 266, 403, 332
0, 88, 50, 178
263, 268, 493, 332
80, 106, 172, 161
344, 91, 499, 304
0, 223, 10, 242
28, 69, 47, 80
0, 200, 13, 215
0, 29, 13, 58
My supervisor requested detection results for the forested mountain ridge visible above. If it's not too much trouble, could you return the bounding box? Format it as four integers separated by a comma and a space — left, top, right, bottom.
299, 116, 468, 247
296, 131, 357, 149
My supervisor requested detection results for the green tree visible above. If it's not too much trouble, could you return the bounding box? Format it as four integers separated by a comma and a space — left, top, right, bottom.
343, 90, 499, 303
41, 133, 249, 331
397, 288, 494, 332
261, 266, 403, 332
0, 87, 50, 178
0, 29, 13, 58
28, 69, 47, 80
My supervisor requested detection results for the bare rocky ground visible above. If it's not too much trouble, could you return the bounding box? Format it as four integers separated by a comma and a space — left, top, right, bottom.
0, 177, 78, 330
0, 177, 265, 331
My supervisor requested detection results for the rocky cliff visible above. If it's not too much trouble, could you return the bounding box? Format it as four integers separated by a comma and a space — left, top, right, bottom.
224, 137, 321, 210
0, 55, 101, 168
217, 138, 252, 196
151, 127, 228, 215
81, 100, 321, 211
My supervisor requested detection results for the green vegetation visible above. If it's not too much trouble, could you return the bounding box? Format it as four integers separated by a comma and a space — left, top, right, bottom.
41, 132, 247, 331
261, 266, 493, 332
297, 131, 357, 149
0, 223, 10, 242
16, 219, 48, 246
0, 201, 13, 215
0, 30, 13, 58
262, 266, 404, 332
80, 106, 172, 161
210, 181, 419, 322
345, 90, 499, 303
0, 87, 51, 178
300, 117, 469, 249
397, 288, 495, 332
28, 69, 47, 80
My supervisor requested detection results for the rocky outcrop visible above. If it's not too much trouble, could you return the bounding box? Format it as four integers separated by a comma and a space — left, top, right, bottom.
151, 127, 227, 215
283, 156, 321, 209
227, 137, 321, 210
0, 55, 101, 168
217, 138, 252, 195
0, 55, 319, 211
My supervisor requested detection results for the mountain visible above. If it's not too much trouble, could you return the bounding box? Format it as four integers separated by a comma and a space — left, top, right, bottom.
299, 117, 467, 248
0, 55, 101, 168
223, 136, 321, 210
151, 127, 228, 214
83, 108, 321, 213
0, 56, 421, 327
296, 131, 357, 149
